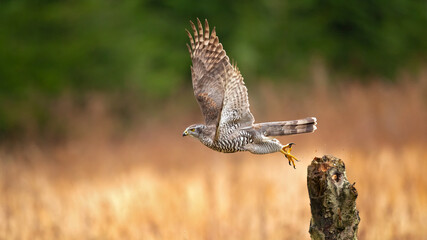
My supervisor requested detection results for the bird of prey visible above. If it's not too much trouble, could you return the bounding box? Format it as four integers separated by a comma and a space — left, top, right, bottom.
182, 19, 317, 168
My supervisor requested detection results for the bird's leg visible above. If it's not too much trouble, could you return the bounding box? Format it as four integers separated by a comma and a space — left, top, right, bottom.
280, 143, 299, 169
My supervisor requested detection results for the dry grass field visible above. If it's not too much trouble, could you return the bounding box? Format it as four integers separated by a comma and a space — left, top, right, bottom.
1, 77, 427, 239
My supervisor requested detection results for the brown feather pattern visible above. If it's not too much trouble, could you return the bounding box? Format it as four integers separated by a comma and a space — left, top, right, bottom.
186, 18, 246, 129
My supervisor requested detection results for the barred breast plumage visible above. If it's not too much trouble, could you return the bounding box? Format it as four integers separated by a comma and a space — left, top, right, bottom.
209, 130, 253, 153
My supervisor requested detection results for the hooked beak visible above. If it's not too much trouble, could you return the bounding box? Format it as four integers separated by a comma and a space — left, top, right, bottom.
182, 130, 188, 137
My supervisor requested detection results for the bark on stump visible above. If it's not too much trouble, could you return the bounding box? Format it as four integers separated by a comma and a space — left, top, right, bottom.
307, 155, 360, 240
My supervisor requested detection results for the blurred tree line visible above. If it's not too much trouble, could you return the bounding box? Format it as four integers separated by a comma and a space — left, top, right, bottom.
1, 0, 427, 139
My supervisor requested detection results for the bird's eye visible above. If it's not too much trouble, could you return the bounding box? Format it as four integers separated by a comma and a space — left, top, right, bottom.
190, 128, 195, 132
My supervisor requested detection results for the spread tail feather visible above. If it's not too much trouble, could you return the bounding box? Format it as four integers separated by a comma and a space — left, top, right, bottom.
253, 117, 317, 136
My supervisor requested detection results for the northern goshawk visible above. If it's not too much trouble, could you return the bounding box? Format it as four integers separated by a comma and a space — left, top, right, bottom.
182, 19, 317, 168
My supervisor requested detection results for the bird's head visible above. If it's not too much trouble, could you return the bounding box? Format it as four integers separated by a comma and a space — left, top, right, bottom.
182, 124, 205, 138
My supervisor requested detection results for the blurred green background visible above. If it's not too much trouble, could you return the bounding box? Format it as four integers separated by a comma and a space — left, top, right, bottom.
1, 0, 427, 139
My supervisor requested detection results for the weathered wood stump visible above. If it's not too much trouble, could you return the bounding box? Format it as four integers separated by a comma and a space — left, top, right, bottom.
307, 155, 360, 240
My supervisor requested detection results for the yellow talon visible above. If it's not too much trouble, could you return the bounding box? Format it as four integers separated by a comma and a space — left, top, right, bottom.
280, 143, 299, 169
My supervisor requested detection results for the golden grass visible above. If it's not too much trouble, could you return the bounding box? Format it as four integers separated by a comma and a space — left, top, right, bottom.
1, 78, 427, 239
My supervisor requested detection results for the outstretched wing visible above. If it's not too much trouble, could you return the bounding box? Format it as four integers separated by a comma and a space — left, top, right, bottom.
186, 19, 229, 127
186, 19, 254, 138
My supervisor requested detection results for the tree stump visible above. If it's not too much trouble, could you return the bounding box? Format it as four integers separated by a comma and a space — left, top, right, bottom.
307, 155, 360, 240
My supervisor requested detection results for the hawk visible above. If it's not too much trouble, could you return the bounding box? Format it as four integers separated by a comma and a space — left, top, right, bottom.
182, 19, 317, 168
